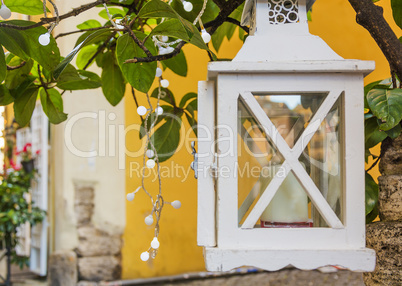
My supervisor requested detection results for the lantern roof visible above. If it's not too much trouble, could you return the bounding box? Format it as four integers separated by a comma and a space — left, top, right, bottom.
208, 0, 375, 77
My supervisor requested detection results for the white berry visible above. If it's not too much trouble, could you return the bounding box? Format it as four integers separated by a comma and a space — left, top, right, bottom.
156, 106, 163, 115
172, 200, 182, 209
126, 192, 135, 201
146, 159, 156, 169
161, 36, 169, 42
201, 29, 211, 44
165, 46, 174, 54
38, 33, 51, 46
151, 237, 160, 249
160, 79, 169, 88
144, 215, 154, 225
140, 251, 150, 261
159, 47, 167, 55
183, 1, 193, 12
155, 67, 163, 77
0, 5, 11, 20
137, 106, 147, 116
146, 149, 155, 158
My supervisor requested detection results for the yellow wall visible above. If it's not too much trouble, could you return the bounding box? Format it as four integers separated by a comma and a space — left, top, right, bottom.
122, 0, 401, 278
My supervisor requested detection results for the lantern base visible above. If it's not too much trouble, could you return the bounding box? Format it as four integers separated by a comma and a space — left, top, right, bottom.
203, 248, 376, 272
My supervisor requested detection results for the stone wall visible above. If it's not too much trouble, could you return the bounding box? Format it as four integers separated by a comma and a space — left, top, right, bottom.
49, 183, 122, 285
74, 183, 122, 282
364, 135, 402, 285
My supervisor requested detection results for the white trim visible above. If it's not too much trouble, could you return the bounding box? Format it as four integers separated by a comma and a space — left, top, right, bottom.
197, 81, 217, 247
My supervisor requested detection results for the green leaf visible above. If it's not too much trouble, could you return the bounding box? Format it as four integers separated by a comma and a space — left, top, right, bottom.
365, 117, 388, 149
13, 85, 38, 127
187, 98, 197, 111
211, 22, 236, 52
99, 8, 125, 20
39, 87, 67, 124
391, 0, 402, 29
57, 65, 102, 90
364, 80, 382, 109
162, 50, 187, 77
150, 116, 182, 162
101, 52, 125, 106
0, 84, 14, 105
0, 20, 60, 71
179, 92, 196, 108
0, 49, 6, 83
76, 45, 99, 70
138, 0, 179, 19
4, 0, 48, 15
149, 18, 194, 42
5, 57, 33, 89
385, 123, 402, 139
367, 88, 402, 131
185, 112, 197, 136
116, 33, 157, 93
77, 20, 102, 30
54, 29, 113, 79
365, 172, 378, 216
151, 87, 176, 106
170, 0, 220, 24
366, 206, 379, 224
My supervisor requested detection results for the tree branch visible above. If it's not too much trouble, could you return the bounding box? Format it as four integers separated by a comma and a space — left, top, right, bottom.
0, 0, 111, 30
125, 41, 186, 63
55, 26, 112, 39
124, 0, 246, 65
123, 23, 153, 58
348, 0, 402, 81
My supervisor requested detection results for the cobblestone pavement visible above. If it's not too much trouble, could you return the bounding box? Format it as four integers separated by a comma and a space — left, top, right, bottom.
157, 270, 364, 286
10, 269, 365, 286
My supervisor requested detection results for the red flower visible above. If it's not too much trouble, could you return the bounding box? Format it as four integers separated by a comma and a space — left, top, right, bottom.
23, 143, 32, 152
35, 150, 41, 155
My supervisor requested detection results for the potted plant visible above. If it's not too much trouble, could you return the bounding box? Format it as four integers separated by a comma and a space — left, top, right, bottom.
16, 143, 38, 174
0, 168, 46, 286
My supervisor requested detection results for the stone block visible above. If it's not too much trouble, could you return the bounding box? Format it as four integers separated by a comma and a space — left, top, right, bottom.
75, 203, 94, 226
78, 256, 121, 282
48, 250, 78, 286
363, 221, 402, 286
378, 175, 402, 221
379, 135, 402, 176
76, 226, 121, 257
74, 186, 95, 205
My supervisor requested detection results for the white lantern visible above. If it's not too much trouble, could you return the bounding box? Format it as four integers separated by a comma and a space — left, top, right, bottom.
196, 0, 376, 272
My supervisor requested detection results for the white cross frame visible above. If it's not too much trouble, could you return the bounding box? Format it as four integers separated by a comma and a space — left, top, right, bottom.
239, 91, 344, 229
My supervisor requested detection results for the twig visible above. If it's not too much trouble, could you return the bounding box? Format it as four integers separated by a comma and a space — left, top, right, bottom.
6, 61, 27, 71
124, 41, 185, 63
83, 32, 117, 70
366, 154, 382, 172
123, 23, 153, 57
223, 17, 249, 33
55, 26, 112, 39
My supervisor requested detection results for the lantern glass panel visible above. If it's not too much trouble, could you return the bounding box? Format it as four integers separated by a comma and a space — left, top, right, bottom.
254, 93, 326, 148
238, 99, 285, 226
237, 93, 344, 229
299, 96, 344, 226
